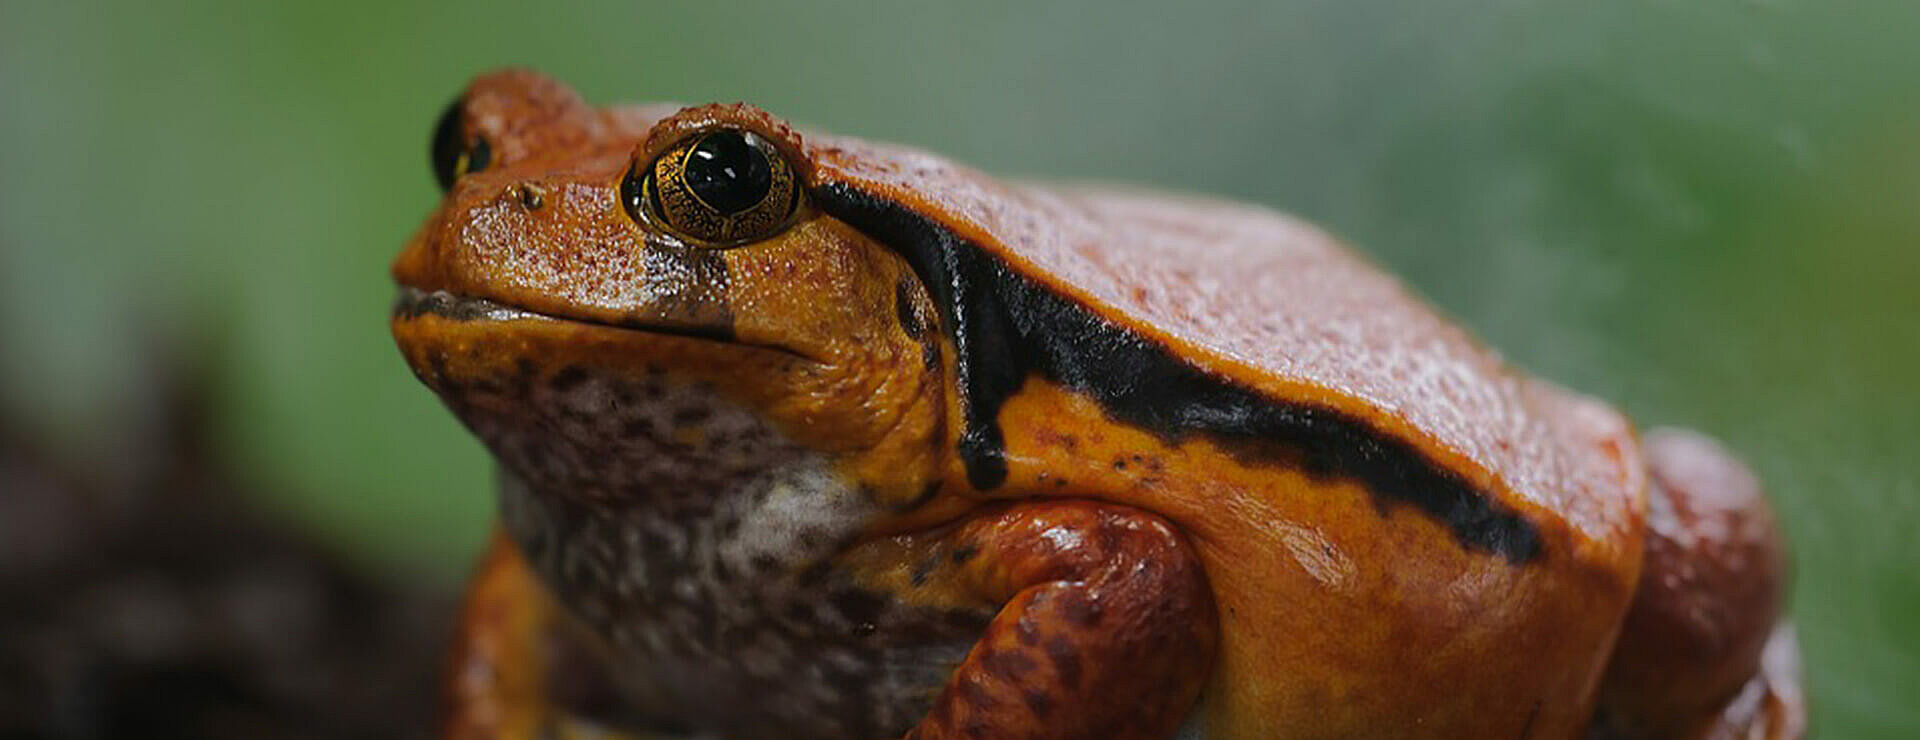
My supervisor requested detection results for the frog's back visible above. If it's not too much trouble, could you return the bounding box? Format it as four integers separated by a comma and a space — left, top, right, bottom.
1039, 186, 1640, 538
811, 137, 1649, 738
810, 136, 1640, 548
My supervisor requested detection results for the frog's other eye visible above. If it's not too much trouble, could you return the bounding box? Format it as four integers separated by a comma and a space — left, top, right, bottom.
431, 99, 492, 191
621, 128, 800, 247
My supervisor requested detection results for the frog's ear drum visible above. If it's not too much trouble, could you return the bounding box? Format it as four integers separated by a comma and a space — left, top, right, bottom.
431, 98, 491, 191
620, 104, 811, 248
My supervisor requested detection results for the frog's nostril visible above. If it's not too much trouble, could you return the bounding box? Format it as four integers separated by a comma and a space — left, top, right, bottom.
515, 183, 547, 211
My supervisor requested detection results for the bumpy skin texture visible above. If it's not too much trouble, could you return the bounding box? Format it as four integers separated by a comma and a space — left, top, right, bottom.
887, 502, 1217, 740
1594, 430, 1804, 740
393, 69, 1803, 740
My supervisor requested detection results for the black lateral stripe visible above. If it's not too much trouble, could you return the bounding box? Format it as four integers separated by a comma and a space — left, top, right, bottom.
814, 184, 1541, 562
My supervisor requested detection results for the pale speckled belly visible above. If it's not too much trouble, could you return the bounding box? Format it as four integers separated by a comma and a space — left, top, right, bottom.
446, 361, 991, 740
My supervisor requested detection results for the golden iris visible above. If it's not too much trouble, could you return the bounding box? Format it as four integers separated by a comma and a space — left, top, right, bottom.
623, 129, 799, 246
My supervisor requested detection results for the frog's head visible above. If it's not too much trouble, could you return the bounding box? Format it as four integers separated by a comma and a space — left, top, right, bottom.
391, 70, 959, 520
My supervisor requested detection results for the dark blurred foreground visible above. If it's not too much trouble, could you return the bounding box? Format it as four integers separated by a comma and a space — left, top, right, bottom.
0, 361, 449, 740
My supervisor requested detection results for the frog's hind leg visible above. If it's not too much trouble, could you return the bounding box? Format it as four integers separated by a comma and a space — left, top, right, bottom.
1592, 429, 1806, 740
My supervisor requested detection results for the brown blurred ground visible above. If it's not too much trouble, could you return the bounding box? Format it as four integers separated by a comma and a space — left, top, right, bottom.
0, 361, 449, 740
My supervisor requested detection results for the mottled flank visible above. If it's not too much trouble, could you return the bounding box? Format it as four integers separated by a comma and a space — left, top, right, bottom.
448, 361, 989, 739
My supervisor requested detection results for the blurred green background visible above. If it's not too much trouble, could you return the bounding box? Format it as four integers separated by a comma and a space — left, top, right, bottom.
1, 1, 1913, 736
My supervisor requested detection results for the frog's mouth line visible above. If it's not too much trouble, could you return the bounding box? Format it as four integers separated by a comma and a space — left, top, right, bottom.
391, 286, 811, 360
392, 287, 550, 323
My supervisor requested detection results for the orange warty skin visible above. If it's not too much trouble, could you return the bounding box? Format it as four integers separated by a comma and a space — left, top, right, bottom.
393, 69, 1803, 740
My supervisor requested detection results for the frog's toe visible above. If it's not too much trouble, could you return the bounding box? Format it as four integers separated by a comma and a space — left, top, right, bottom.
1722, 625, 1807, 740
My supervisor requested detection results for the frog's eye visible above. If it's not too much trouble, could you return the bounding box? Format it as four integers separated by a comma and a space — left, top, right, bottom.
621, 128, 800, 247
431, 98, 492, 191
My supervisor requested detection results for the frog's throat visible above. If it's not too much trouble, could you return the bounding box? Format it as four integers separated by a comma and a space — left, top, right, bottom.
476, 369, 960, 740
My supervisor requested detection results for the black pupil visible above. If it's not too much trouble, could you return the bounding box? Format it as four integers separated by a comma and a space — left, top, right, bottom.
683, 131, 772, 215
430, 97, 489, 191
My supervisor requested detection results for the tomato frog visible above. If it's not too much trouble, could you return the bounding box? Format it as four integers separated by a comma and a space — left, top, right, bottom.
391, 69, 1805, 740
